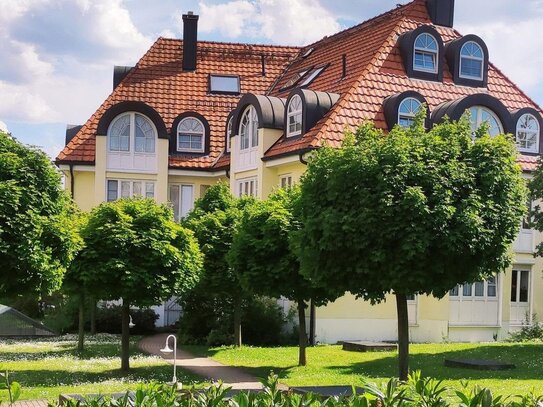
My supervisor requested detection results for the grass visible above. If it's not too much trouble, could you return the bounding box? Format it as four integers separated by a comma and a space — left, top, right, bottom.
184, 342, 543, 396
0, 334, 203, 401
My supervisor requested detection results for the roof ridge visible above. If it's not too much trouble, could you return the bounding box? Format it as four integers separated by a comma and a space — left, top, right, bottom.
309, 19, 406, 147
158, 36, 301, 50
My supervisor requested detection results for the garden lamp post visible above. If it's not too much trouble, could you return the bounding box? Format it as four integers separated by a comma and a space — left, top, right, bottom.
160, 334, 177, 384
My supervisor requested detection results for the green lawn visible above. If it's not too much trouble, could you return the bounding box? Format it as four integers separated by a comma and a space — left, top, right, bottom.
0, 334, 203, 401
184, 342, 543, 396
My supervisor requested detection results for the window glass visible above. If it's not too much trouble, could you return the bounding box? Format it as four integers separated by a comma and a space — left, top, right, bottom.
398, 98, 422, 128
460, 41, 484, 80
177, 117, 205, 152
108, 114, 131, 152
449, 285, 459, 296
239, 106, 258, 150
134, 114, 155, 153
287, 95, 303, 137
462, 284, 472, 297
300, 65, 326, 87
107, 180, 118, 202
145, 182, 154, 198
169, 184, 194, 221
474, 281, 485, 297
280, 175, 293, 189
522, 198, 533, 230
226, 117, 233, 152
210, 75, 240, 94
237, 178, 257, 197
121, 181, 131, 198
487, 276, 497, 297
520, 271, 529, 302
468, 106, 503, 137
511, 271, 518, 302
516, 114, 539, 153
169, 185, 180, 221
413, 33, 438, 73
133, 181, 142, 197
281, 68, 311, 90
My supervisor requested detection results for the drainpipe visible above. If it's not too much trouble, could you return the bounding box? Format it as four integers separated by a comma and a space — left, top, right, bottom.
69, 164, 75, 198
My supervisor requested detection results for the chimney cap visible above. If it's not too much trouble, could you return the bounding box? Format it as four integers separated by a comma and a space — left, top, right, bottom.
182, 11, 199, 20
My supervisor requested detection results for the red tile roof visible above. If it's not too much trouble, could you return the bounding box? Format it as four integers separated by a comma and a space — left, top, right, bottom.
56, 39, 299, 168
263, 0, 543, 172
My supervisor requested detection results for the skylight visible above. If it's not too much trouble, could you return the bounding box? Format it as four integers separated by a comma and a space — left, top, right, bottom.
299, 65, 326, 87
209, 75, 240, 94
280, 67, 312, 90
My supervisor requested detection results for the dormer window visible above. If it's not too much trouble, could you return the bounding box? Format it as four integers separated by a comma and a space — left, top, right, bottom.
239, 106, 258, 150
398, 98, 423, 127
468, 106, 503, 137
413, 33, 438, 73
209, 74, 240, 95
177, 117, 205, 152
516, 113, 540, 153
287, 95, 303, 137
108, 112, 155, 153
460, 42, 484, 80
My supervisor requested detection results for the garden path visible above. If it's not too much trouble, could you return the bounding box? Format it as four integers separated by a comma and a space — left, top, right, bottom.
139, 334, 275, 390
7, 400, 47, 407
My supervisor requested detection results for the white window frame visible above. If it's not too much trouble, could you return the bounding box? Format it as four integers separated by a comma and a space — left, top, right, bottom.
449, 276, 499, 301
459, 41, 484, 81
287, 95, 303, 138
106, 179, 155, 202
226, 116, 233, 153
516, 113, 540, 154
280, 174, 293, 189
108, 112, 157, 154
239, 106, 258, 151
413, 33, 438, 74
169, 183, 194, 221
511, 269, 530, 305
177, 117, 205, 153
398, 97, 422, 128
468, 106, 503, 137
237, 177, 258, 197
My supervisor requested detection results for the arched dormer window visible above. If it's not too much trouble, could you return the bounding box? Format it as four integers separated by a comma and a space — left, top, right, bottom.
108, 112, 156, 153
399, 25, 444, 82
239, 106, 258, 150
466, 106, 503, 137
177, 117, 205, 153
398, 98, 423, 127
414, 33, 438, 74
516, 113, 540, 153
446, 35, 489, 88
226, 116, 233, 152
287, 94, 303, 137
460, 41, 484, 81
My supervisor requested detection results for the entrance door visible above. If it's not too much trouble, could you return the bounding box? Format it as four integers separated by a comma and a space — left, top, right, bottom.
510, 269, 530, 324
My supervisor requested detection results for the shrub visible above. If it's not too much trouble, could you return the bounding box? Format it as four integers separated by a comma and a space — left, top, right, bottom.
94, 304, 158, 335
508, 314, 543, 342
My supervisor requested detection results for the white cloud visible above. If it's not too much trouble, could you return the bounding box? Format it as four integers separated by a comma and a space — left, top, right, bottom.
197, 0, 341, 45
0, 81, 59, 123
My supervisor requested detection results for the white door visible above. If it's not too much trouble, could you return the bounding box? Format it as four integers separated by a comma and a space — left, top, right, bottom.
510, 269, 530, 324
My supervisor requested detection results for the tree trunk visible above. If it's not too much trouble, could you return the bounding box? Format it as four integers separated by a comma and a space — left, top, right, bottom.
90, 298, 97, 335
77, 296, 85, 352
233, 296, 242, 347
297, 300, 307, 366
309, 300, 316, 346
121, 301, 130, 371
395, 293, 409, 381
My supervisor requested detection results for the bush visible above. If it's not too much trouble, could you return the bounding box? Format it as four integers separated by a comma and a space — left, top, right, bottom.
508, 314, 543, 342
94, 304, 158, 335
178, 294, 295, 346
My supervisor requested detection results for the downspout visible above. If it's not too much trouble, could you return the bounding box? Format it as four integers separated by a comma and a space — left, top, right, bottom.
69, 164, 75, 198
299, 152, 308, 165
226, 169, 230, 179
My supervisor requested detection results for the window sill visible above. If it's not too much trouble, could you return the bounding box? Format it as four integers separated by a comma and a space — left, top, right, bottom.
449, 324, 501, 328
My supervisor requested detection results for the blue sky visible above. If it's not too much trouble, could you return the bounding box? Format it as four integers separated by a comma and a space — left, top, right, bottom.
1, 0, 542, 158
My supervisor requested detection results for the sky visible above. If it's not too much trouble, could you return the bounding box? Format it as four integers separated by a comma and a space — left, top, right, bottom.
1, 0, 542, 159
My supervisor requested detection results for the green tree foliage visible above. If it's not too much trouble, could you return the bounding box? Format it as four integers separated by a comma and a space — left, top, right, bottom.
0, 131, 79, 299
183, 183, 250, 347
70, 198, 202, 370
297, 114, 526, 379
229, 187, 334, 365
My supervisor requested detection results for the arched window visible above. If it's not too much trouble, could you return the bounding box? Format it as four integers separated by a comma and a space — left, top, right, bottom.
287, 95, 303, 137
398, 98, 423, 127
460, 42, 484, 80
177, 117, 205, 152
468, 106, 503, 137
413, 33, 438, 73
226, 116, 233, 152
108, 112, 155, 153
516, 113, 540, 153
239, 106, 258, 150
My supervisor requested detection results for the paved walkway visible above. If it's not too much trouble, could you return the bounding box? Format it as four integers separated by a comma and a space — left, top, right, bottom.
5, 401, 47, 407
139, 334, 269, 390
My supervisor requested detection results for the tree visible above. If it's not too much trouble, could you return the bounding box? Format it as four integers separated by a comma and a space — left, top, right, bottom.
297, 115, 527, 380
71, 198, 202, 370
229, 187, 334, 365
0, 131, 79, 300
183, 183, 250, 347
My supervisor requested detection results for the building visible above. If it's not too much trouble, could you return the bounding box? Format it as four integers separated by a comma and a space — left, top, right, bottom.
57, 0, 543, 342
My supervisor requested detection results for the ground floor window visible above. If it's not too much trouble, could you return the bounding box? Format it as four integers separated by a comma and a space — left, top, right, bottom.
449, 276, 497, 299
169, 184, 194, 221
449, 276, 499, 326
280, 175, 293, 189
106, 179, 155, 202
237, 177, 258, 197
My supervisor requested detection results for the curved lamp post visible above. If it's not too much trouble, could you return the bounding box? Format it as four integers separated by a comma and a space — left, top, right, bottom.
160, 334, 177, 384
